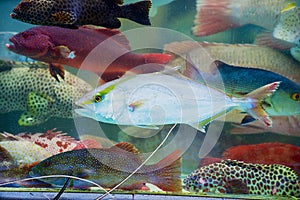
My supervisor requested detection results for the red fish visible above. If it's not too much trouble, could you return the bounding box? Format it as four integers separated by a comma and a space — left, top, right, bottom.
2, 129, 102, 155
6, 26, 172, 81
199, 142, 300, 177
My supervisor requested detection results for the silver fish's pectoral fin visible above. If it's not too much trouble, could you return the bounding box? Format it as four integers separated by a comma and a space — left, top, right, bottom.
188, 110, 230, 133
187, 122, 206, 133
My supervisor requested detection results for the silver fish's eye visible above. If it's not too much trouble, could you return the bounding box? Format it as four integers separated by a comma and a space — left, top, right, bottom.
94, 95, 103, 103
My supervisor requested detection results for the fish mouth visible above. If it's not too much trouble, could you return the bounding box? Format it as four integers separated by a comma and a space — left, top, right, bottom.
10, 12, 18, 19
6, 38, 18, 53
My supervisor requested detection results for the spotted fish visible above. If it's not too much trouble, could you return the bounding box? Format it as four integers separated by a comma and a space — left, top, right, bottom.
30, 142, 182, 192
1, 129, 102, 155
0, 60, 92, 126
183, 159, 300, 197
11, 0, 151, 28
273, 3, 300, 45
0, 141, 51, 165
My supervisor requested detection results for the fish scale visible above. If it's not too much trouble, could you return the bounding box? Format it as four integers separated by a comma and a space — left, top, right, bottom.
0, 60, 92, 126
11, 0, 152, 28
184, 159, 300, 197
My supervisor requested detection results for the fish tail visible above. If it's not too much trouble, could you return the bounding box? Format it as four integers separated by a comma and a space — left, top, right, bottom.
147, 150, 182, 192
235, 82, 281, 127
193, 0, 240, 36
120, 0, 152, 26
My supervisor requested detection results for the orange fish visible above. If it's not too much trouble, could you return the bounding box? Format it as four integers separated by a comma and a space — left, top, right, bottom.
6, 26, 172, 81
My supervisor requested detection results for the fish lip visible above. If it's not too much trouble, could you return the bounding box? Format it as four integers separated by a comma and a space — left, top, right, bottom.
10, 13, 17, 19
6, 38, 17, 52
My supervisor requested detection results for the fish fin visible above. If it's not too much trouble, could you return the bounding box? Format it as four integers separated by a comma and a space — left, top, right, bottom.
198, 157, 222, 167
101, 19, 122, 29
27, 92, 52, 115
113, 142, 140, 154
163, 41, 201, 56
0, 145, 13, 162
18, 112, 47, 126
230, 123, 266, 134
273, 6, 300, 44
150, 150, 182, 192
225, 179, 249, 194
241, 115, 257, 125
49, 63, 65, 81
290, 46, 300, 62
237, 82, 281, 127
142, 53, 173, 65
183, 54, 205, 81
128, 100, 144, 112
255, 31, 294, 50
53, 46, 76, 59
187, 122, 206, 133
50, 11, 77, 25
120, 1, 151, 26
188, 109, 229, 133
281, 2, 297, 12
192, 0, 240, 36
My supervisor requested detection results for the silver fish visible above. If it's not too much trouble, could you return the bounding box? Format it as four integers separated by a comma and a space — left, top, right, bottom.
75, 70, 280, 132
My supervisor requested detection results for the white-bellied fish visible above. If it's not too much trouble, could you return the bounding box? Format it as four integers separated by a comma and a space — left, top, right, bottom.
75, 69, 280, 132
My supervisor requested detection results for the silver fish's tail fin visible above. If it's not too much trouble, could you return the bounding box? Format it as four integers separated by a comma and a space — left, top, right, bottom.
120, 1, 151, 26
235, 81, 281, 127
147, 150, 182, 192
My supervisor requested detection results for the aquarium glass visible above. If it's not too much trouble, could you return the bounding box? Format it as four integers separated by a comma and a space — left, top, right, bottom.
0, 0, 299, 199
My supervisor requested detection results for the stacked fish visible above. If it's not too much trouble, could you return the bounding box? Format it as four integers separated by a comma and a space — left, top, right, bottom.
0, 0, 299, 198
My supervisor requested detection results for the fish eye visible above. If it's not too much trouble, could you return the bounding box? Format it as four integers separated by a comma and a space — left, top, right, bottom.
21, 32, 30, 39
291, 93, 300, 101
20, 1, 30, 8
94, 95, 103, 102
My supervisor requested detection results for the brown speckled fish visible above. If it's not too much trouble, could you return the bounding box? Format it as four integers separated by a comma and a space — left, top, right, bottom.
11, 0, 152, 28
30, 142, 182, 192
184, 159, 300, 197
